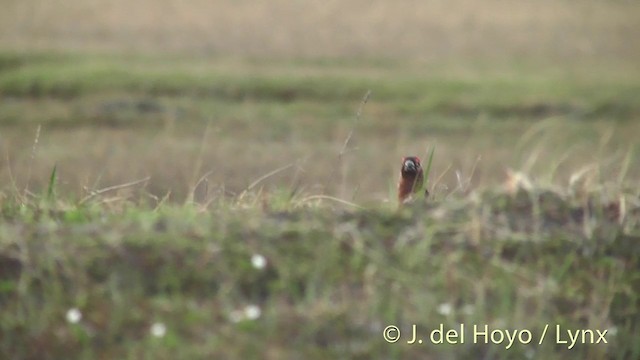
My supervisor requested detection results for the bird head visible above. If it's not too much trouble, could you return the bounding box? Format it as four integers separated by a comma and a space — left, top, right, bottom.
401, 156, 422, 176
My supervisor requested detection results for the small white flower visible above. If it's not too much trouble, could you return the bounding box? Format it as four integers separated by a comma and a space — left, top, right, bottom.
150, 322, 167, 338
436, 303, 452, 316
251, 254, 267, 270
244, 305, 261, 320
229, 305, 262, 323
66, 308, 82, 324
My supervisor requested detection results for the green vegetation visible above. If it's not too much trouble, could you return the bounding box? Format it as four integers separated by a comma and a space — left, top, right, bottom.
1, 52, 638, 121
1, 182, 639, 359
1, 49, 639, 359
1, 0, 640, 358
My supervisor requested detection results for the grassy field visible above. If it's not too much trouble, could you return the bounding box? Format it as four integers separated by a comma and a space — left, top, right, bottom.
1, 0, 640, 359
1, 188, 639, 359
1, 52, 639, 203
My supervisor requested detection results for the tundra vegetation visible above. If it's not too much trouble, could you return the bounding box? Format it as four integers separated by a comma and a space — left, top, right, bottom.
0, 1, 639, 358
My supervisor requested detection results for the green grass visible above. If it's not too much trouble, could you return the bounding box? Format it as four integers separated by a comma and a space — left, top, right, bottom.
2, 2, 640, 358
0, 185, 638, 359
1, 51, 639, 204
1, 52, 639, 121
0, 49, 639, 359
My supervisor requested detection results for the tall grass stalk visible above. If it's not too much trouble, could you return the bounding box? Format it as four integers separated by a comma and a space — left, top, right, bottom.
46, 164, 57, 202
337, 90, 371, 199
23, 124, 41, 200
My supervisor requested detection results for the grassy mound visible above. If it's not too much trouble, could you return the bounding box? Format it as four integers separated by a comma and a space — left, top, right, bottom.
1, 186, 638, 359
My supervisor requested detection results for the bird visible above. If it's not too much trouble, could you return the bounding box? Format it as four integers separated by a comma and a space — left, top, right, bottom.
397, 156, 426, 205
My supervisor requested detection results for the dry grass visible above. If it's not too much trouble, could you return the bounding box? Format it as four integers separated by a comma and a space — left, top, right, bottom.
1, 0, 639, 67
1, 0, 638, 205
1, 52, 639, 204
2, 116, 639, 206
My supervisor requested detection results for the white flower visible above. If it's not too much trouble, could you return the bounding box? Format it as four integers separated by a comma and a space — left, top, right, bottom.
244, 305, 261, 320
66, 308, 82, 324
229, 304, 262, 323
251, 254, 267, 270
150, 322, 167, 338
436, 303, 452, 316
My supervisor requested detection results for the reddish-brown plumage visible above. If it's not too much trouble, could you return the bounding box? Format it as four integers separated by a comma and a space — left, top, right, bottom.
397, 156, 425, 205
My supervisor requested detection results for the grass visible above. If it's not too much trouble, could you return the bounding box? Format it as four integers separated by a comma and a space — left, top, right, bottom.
0, 178, 639, 359
2, 0, 639, 62
1, 51, 639, 203
1, 53, 638, 117
1, 1, 639, 357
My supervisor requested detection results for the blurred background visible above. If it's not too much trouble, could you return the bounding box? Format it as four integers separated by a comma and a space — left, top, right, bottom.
1, 0, 639, 203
